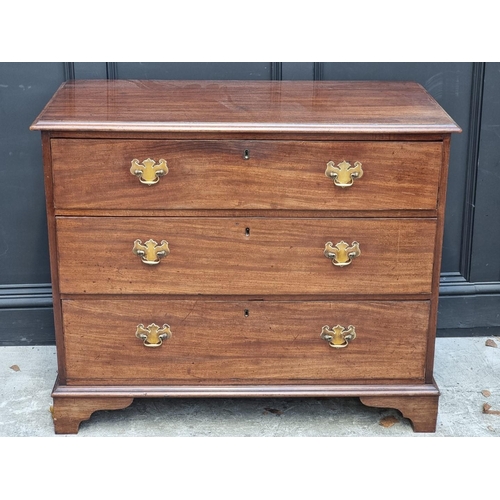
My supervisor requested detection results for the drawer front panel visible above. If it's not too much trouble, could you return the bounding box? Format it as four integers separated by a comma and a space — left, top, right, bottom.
51, 139, 442, 211
56, 217, 436, 295
62, 299, 430, 384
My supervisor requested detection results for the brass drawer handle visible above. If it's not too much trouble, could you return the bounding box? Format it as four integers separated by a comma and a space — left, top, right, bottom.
135, 323, 172, 347
325, 160, 363, 187
321, 325, 356, 349
130, 158, 168, 185
133, 238, 170, 265
324, 240, 360, 267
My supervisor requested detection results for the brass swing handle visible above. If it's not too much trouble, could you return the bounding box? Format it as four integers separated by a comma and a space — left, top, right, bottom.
321, 325, 356, 349
325, 160, 363, 187
324, 241, 360, 267
130, 158, 168, 185
135, 323, 172, 347
133, 238, 170, 265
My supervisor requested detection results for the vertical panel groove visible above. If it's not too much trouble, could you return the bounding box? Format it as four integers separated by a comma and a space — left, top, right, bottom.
106, 63, 118, 80
271, 63, 282, 81
313, 63, 323, 81
459, 62, 485, 281
63, 63, 75, 81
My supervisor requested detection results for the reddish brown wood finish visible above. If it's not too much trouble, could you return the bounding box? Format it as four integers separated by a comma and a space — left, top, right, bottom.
61, 299, 430, 384
425, 135, 452, 384
41, 133, 67, 383
32, 80, 460, 433
55, 217, 437, 296
51, 139, 443, 211
48, 130, 449, 142
54, 208, 439, 219
49, 386, 439, 433
31, 80, 461, 134
360, 395, 439, 432
51, 396, 133, 434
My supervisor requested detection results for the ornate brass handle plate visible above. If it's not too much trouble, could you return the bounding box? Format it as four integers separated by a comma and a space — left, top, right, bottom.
130, 158, 168, 185
133, 238, 170, 265
321, 325, 356, 349
135, 323, 172, 347
324, 240, 360, 267
325, 160, 363, 187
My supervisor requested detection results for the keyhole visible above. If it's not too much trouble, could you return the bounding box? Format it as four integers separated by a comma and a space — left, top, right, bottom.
244, 309, 249, 317
245, 227, 250, 237
243, 149, 250, 160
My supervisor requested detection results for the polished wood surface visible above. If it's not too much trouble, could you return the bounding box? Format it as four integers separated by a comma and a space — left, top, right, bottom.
426, 136, 452, 383
56, 217, 437, 295
51, 139, 442, 211
51, 383, 439, 434
31, 80, 461, 134
41, 133, 68, 383
51, 396, 133, 434
53, 382, 440, 398
34, 80, 459, 433
54, 208, 439, 219
61, 299, 430, 384
360, 395, 439, 432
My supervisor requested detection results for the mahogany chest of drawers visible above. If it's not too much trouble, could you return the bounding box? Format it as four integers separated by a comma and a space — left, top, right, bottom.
31, 80, 460, 433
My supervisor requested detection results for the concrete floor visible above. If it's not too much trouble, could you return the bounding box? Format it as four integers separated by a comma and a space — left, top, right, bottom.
1, 337, 499, 437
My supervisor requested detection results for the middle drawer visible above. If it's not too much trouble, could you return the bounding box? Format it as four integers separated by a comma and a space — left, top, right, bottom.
56, 217, 436, 295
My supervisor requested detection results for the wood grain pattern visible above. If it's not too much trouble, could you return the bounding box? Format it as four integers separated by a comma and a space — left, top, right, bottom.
31, 80, 461, 134
50, 383, 438, 433
41, 133, 67, 383
52, 382, 441, 398
360, 395, 439, 432
61, 299, 430, 384
50, 139, 443, 211
425, 135, 452, 383
53, 209, 439, 219
47, 130, 449, 142
32, 80, 460, 433
56, 217, 437, 296
51, 396, 133, 434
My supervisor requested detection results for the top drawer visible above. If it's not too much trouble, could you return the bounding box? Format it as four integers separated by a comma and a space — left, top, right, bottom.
51, 139, 443, 211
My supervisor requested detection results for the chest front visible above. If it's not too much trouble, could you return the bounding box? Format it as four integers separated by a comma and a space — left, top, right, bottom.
31, 80, 460, 433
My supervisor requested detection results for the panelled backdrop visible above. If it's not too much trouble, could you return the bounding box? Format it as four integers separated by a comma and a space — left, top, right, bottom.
0, 62, 498, 344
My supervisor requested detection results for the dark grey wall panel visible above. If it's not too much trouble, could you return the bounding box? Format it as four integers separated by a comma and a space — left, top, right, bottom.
0, 63, 64, 284
436, 62, 500, 335
0, 62, 497, 343
73, 62, 108, 79
470, 63, 500, 283
319, 62, 473, 275
282, 63, 315, 80
438, 293, 500, 337
0, 63, 65, 345
0, 307, 55, 345
116, 62, 274, 80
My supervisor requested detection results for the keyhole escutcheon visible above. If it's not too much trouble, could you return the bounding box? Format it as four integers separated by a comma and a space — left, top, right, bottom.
243, 149, 250, 160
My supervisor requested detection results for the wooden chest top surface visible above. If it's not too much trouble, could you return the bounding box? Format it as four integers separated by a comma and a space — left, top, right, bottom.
31, 80, 461, 134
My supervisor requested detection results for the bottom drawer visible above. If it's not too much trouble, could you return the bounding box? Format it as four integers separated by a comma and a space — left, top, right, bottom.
61, 299, 430, 385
